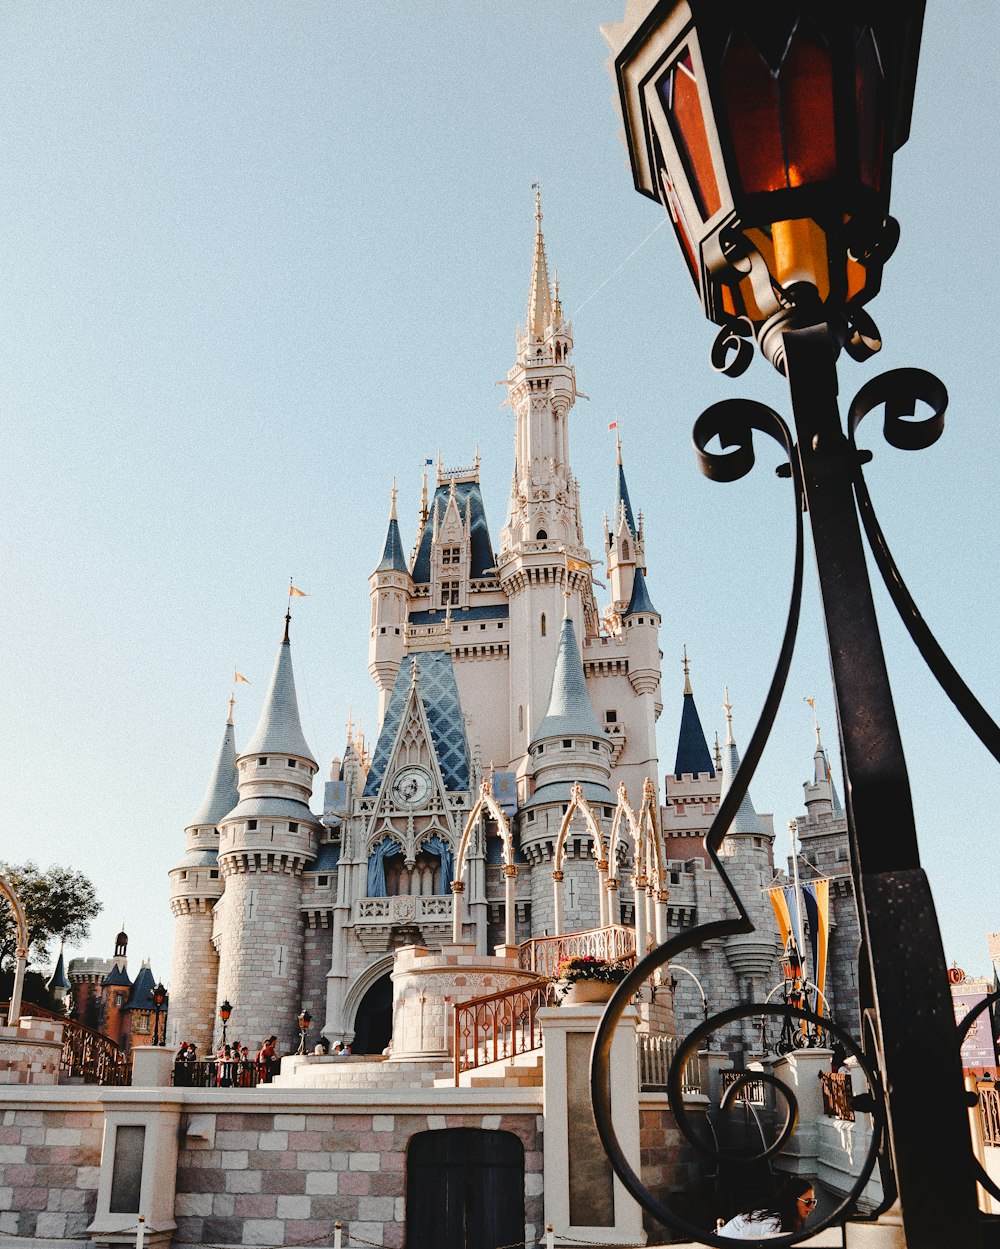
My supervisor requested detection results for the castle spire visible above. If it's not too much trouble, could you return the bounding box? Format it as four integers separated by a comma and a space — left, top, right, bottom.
531, 615, 604, 743
242, 616, 317, 765
188, 709, 239, 827
612, 434, 637, 536
527, 185, 554, 336
374, 480, 409, 574
673, 650, 714, 779
720, 692, 769, 836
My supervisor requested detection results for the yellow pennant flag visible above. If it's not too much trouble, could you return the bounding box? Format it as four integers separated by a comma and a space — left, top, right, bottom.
234, 672, 251, 685
289, 584, 307, 598
566, 556, 591, 573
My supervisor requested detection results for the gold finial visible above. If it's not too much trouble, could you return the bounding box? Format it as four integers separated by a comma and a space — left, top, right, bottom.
682, 646, 692, 697
714, 731, 722, 771
419, 464, 429, 522
227, 694, 235, 726
389, 477, 398, 520
473, 445, 480, 474
563, 588, 572, 620
723, 686, 734, 745
533, 180, 542, 230
346, 707, 353, 745
615, 430, 623, 467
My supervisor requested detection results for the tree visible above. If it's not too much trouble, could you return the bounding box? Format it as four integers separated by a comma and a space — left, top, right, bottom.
0, 860, 102, 971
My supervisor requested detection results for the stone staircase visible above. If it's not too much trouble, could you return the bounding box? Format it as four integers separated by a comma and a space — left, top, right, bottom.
271, 1055, 452, 1090
436, 1049, 544, 1090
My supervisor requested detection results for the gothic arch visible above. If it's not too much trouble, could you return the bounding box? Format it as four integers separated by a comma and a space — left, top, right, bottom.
0, 873, 29, 1024
341, 953, 395, 1039
551, 782, 611, 932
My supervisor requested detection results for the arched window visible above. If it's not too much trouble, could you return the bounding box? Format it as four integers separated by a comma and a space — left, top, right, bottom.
536, 529, 547, 540
540, 613, 547, 638
622, 540, 630, 559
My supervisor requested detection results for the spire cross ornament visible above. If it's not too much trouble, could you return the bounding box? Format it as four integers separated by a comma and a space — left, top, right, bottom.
723, 686, 734, 745
682, 646, 692, 697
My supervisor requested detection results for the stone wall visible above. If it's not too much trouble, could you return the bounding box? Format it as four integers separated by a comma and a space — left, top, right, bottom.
639, 1096, 712, 1235
0, 1103, 103, 1239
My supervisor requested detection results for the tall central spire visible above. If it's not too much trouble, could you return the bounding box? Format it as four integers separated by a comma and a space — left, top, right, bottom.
527, 186, 554, 336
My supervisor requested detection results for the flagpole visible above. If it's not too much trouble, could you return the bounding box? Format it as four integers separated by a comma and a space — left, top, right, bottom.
788, 817, 807, 966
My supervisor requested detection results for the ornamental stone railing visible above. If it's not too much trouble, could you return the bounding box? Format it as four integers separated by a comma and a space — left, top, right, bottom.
352, 895, 454, 925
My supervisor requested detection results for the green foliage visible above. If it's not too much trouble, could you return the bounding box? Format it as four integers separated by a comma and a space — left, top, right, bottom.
0, 860, 102, 971
553, 955, 630, 985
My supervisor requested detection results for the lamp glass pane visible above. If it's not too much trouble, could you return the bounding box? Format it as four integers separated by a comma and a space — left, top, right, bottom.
722, 34, 785, 194
664, 49, 721, 219
781, 26, 836, 188
660, 168, 698, 282
855, 26, 885, 191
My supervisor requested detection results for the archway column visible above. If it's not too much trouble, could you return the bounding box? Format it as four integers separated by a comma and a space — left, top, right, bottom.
503, 865, 518, 948
552, 870, 564, 936
451, 880, 466, 945
596, 860, 609, 928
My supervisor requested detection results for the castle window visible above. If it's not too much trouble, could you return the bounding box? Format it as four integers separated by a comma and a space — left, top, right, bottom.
605, 709, 618, 723
536, 529, 547, 540
623, 540, 630, 559
287, 759, 297, 767
499, 622, 504, 629
441, 581, 460, 606
248, 820, 258, 831
442, 546, 461, 566
258, 757, 268, 766
480, 623, 487, 630
592, 741, 601, 750
540, 613, 547, 637
518, 705, 524, 732
317, 875, 329, 887
563, 739, 573, 749
180, 871, 187, 879
209, 870, 219, 879
289, 822, 299, 833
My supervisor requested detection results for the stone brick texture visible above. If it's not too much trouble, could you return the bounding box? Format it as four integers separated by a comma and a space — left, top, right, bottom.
0, 1107, 102, 1237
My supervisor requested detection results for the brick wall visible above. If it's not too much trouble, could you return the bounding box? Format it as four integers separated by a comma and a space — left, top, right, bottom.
0, 1106, 103, 1239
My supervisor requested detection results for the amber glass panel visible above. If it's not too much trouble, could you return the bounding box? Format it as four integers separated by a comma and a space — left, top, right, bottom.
782, 27, 836, 187
855, 27, 885, 190
664, 49, 721, 219
722, 34, 785, 195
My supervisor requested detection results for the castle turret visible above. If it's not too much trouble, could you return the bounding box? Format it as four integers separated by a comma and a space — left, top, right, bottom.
497, 192, 599, 773
216, 615, 323, 1049
519, 603, 614, 934
718, 693, 780, 1010
369, 482, 413, 719
45, 942, 70, 1010
662, 650, 720, 863
606, 435, 644, 610
168, 699, 238, 1052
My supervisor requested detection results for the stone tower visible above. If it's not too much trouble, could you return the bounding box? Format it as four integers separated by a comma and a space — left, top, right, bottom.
215, 615, 323, 1050
167, 703, 237, 1052
369, 483, 413, 720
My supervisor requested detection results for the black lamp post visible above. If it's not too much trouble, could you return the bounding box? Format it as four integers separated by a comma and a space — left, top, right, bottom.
594, 5, 993, 1246
151, 982, 167, 1048
219, 999, 232, 1047
297, 1008, 312, 1056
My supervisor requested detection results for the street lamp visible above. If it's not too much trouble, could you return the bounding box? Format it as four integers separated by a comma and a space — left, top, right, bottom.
296, 1008, 312, 1056
594, 5, 992, 1246
151, 982, 167, 1048
219, 999, 232, 1046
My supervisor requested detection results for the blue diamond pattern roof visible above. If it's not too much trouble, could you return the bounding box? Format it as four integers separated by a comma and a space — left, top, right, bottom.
364, 650, 470, 796
375, 517, 409, 574
411, 479, 496, 583
623, 567, 659, 617
409, 604, 509, 625
305, 842, 341, 872
674, 691, 715, 779
531, 617, 604, 743
721, 736, 768, 836
189, 721, 239, 828
242, 638, 317, 766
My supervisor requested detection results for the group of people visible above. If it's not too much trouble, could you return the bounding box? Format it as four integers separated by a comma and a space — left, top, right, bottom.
173, 1035, 282, 1086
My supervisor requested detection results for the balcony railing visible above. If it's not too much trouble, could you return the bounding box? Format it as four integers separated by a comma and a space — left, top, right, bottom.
721, 1069, 768, 1107
820, 1070, 855, 1121
517, 924, 636, 978
61, 1018, 132, 1086
454, 979, 557, 1085
174, 1058, 261, 1088
353, 895, 454, 924
637, 1032, 704, 1096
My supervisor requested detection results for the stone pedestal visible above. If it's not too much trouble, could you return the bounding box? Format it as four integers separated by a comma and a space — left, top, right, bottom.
539, 1002, 645, 1246
88, 1097, 180, 1246
130, 1045, 176, 1088
767, 1048, 832, 1175
390, 943, 538, 1060
0, 1015, 64, 1085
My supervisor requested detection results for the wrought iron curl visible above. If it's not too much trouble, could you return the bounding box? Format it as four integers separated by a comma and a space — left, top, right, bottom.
710, 318, 755, 378
592, 405, 823, 1245
847, 368, 1000, 761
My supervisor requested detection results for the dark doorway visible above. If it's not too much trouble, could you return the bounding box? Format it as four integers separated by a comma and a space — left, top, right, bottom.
406, 1128, 524, 1249
352, 973, 392, 1054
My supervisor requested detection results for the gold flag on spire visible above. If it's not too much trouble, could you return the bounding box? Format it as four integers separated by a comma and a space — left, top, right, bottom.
289, 583, 307, 598
234, 672, 251, 685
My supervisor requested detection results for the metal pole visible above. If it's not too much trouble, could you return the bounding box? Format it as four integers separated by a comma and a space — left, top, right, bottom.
136, 1215, 145, 1249
784, 323, 979, 1247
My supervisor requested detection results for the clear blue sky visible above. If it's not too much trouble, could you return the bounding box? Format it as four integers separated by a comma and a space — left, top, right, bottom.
0, 4, 996, 986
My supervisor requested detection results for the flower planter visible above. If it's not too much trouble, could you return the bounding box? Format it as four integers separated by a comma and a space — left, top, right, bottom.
558, 979, 617, 1006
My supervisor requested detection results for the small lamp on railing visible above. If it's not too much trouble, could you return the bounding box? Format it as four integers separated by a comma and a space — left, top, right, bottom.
297, 1008, 312, 1056
151, 982, 167, 1047
219, 998, 232, 1046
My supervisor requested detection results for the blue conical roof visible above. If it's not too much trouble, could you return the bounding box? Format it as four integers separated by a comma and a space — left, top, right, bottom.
623, 567, 658, 617
189, 719, 239, 827
45, 945, 69, 993
375, 516, 409, 574
674, 691, 715, 779
531, 616, 603, 743
613, 458, 637, 536
721, 724, 768, 837
242, 631, 316, 766
124, 964, 157, 1011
